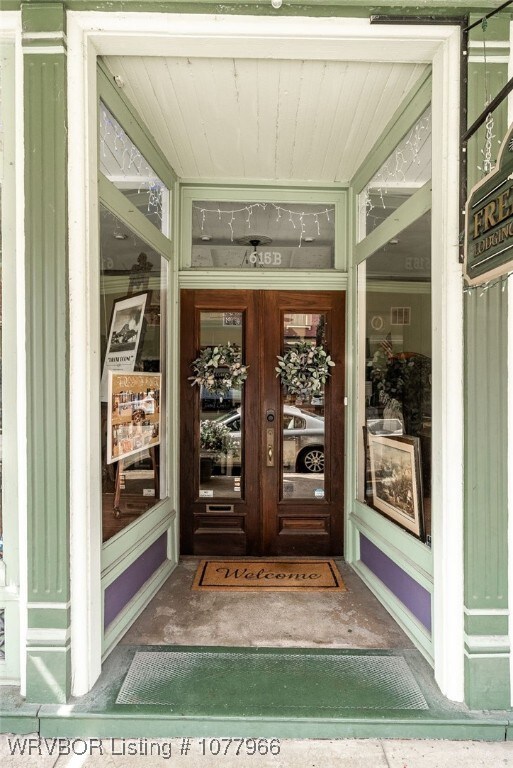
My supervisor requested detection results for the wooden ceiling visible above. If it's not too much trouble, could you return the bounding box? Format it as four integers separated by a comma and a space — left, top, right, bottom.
103, 56, 428, 184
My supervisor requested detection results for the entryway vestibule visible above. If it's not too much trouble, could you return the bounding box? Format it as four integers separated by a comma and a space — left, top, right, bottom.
60, 10, 463, 708
180, 289, 345, 557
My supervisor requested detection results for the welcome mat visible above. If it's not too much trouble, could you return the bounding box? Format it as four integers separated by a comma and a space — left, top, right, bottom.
192, 559, 346, 592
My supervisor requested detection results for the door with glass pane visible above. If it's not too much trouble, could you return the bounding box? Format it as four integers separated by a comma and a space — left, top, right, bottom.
180, 290, 345, 556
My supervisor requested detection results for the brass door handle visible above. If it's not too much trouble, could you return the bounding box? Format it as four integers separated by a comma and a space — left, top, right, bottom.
266, 427, 274, 467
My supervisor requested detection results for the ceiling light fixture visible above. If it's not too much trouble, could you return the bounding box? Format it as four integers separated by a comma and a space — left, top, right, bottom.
201, 235, 212, 241
304, 236, 315, 242
113, 232, 128, 240
271, 0, 283, 7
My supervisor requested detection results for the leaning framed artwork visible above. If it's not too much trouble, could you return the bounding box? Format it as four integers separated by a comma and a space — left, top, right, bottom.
368, 434, 424, 539
100, 292, 148, 401
107, 371, 161, 464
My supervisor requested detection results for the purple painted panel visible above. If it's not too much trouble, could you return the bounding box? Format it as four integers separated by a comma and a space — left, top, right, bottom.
360, 534, 432, 632
104, 533, 167, 629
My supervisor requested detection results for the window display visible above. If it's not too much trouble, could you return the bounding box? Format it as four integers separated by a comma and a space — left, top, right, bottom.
100, 206, 168, 540
358, 212, 432, 541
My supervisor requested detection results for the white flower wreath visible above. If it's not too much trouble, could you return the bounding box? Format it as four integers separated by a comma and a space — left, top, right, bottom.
189, 343, 249, 397
276, 341, 335, 397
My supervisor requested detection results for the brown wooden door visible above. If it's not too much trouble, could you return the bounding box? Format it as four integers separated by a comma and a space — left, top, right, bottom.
180, 289, 345, 556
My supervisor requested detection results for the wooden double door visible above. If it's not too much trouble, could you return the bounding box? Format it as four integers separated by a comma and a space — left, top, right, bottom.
180, 290, 345, 556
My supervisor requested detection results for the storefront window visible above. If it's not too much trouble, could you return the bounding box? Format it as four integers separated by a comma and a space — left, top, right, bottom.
358, 106, 431, 240
190, 200, 335, 269
99, 102, 170, 235
358, 212, 432, 542
100, 206, 168, 541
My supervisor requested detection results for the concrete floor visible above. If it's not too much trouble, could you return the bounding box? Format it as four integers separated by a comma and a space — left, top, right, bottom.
121, 559, 414, 649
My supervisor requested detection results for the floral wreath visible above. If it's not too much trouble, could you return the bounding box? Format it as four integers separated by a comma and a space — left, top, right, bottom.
276, 341, 335, 397
189, 342, 249, 397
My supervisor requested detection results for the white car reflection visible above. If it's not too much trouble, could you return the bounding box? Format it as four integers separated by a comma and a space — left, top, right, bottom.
212, 405, 325, 474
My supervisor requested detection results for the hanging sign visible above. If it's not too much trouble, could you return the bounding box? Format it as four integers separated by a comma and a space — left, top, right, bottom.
465, 123, 513, 285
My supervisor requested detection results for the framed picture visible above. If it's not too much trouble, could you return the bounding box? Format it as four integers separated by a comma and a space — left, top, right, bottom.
100, 292, 148, 401
368, 434, 424, 539
107, 371, 161, 464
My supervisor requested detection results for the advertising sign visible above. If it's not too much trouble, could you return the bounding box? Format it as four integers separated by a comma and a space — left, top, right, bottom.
465, 123, 513, 285
107, 371, 161, 464
100, 292, 148, 401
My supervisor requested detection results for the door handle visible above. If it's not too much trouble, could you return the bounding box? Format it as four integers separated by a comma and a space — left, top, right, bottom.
266, 427, 274, 467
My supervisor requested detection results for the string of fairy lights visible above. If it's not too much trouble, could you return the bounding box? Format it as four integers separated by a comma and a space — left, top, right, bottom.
193, 202, 335, 248
361, 106, 432, 220
464, 272, 513, 296
99, 104, 165, 224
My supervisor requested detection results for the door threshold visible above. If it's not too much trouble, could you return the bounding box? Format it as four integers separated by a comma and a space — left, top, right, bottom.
24, 645, 511, 740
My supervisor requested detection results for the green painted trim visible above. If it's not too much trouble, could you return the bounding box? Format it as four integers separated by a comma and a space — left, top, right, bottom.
468, 11, 511, 43
98, 60, 177, 191
351, 71, 432, 195
26, 647, 71, 705
60, 0, 500, 15
354, 181, 432, 264
21, 2, 65, 34
466, 61, 508, 191
350, 504, 433, 586
464, 635, 510, 655
178, 272, 348, 290
465, 655, 511, 710
28, 607, 71, 629
99, 174, 173, 259
180, 184, 346, 271
468, 43, 510, 60
0, 699, 40, 734
36, 712, 508, 741
465, 613, 509, 636
24, 49, 71, 702
353, 561, 433, 664
0, 715, 40, 735
464, 286, 508, 611
102, 560, 176, 659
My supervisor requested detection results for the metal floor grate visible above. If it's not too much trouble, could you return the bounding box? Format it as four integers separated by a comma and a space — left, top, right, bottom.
116, 650, 429, 712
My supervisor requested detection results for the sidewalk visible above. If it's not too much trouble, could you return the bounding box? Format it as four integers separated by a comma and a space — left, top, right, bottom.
2, 735, 513, 767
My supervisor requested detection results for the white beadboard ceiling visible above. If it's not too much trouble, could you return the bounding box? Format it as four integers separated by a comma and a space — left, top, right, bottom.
103, 56, 428, 184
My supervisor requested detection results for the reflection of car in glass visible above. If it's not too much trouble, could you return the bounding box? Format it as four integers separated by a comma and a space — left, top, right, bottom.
211, 405, 325, 474
366, 417, 403, 436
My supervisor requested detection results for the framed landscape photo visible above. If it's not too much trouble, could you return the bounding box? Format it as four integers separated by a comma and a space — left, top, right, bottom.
368, 434, 424, 539
100, 292, 148, 401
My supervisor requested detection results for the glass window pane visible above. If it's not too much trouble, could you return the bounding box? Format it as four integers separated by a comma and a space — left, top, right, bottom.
198, 313, 244, 500
281, 314, 326, 501
100, 206, 168, 542
191, 201, 335, 269
358, 106, 431, 240
358, 212, 432, 542
99, 102, 170, 235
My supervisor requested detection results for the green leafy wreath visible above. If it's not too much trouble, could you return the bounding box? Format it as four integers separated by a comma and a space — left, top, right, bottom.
276, 341, 335, 398
189, 343, 249, 397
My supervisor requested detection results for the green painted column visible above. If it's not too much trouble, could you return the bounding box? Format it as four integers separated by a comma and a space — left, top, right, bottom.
463, 14, 510, 710
22, 1, 71, 703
